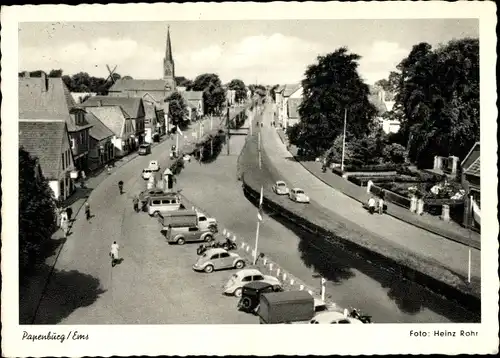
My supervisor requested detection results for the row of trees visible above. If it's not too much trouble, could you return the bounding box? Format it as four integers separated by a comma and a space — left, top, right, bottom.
378, 38, 479, 168
287, 37, 479, 169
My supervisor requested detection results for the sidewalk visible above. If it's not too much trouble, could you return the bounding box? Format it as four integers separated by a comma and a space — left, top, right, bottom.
258, 106, 480, 290
275, 128, 480, 250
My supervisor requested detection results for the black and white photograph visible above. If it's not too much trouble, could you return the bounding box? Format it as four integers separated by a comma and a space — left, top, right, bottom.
1, 2, 498, 356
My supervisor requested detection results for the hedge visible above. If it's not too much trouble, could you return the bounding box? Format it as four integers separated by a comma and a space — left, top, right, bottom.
397, 166, 445, 182
344, 164, 406, 172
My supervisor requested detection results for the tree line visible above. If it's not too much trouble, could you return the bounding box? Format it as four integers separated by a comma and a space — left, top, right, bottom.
287, 37, 479, 169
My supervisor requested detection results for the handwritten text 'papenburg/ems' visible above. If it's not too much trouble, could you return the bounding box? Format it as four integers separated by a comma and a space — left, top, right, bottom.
22, 331, 89, 343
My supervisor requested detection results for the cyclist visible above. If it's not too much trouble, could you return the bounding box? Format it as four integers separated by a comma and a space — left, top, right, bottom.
110, 241, 120, 267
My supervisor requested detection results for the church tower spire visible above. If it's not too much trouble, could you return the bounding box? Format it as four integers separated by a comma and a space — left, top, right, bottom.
163, 25, 176, 90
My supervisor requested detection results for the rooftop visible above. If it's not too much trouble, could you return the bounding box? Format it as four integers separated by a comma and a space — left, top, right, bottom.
81, 96, 143, 118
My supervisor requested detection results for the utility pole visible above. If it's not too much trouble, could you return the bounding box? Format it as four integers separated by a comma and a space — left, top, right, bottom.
226, 101, 230, 155
341, 108, 348, 172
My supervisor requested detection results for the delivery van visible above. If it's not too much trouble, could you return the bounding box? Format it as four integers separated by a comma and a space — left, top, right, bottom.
160, 210, 218, 233
257, 291, 315, 324
148, 194, 182, 216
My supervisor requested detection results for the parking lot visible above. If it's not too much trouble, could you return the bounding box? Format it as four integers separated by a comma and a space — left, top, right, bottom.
33, 135, 259, 324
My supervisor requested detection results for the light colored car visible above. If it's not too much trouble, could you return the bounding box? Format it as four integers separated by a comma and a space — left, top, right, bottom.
288, 188, 310, 203
223, 268, 281, 297
193, 248, 246, 273
272, 180, 289, 195
309, 311, 364, 324
142, 168, 154, 180
183, 154, 191, 162
148, 160, 160, 172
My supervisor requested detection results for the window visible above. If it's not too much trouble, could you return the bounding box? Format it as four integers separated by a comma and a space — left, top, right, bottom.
220, 253, 230, 258
70, 138, 76, 150
188, 227, 198, 232
62, 153, 65, 170
253, 275, 264, 281
161, 199, 171, 204
198, 216, 206, 222
152, 200, 161, 205
210, 254, 219, 260
241, 276, 251, 282
66, 149, 70, 167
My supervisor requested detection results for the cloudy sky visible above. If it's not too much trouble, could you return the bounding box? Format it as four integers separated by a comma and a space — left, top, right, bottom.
19, 19, 478, 85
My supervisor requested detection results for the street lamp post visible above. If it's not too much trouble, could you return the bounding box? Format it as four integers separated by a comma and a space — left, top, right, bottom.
226, 101, 230, 155
253, 186, 264, 265
341, 108, 348, 172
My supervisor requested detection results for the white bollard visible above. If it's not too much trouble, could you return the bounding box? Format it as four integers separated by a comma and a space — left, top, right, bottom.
299, 285, 304, 291
308, 290, 313, 296
246, 246, 249, 252
283, 273, 287, 280
241, 242, 246, 249
192, 206, 195, 211
269, 263, 273, 271
290, 279, 295, 286
233, 235, 237, 241
223, 229, 227, 236
226, 232, 231, 238
276, 268, 281, 277
263, 258, 267, 265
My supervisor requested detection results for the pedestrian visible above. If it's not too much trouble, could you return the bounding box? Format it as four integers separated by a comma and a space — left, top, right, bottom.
80, 170, 87, 188
85, 202, 91, 221
133, 195, 139, 213
110, 241, 120, 267
66, 206, 73, 222
378, 196, 385, 215
368, 196, 376, 215
60, 210, 69, 237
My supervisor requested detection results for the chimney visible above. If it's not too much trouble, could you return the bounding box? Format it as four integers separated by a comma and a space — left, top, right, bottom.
22, 71, 30, 78
40, 71, 48, 92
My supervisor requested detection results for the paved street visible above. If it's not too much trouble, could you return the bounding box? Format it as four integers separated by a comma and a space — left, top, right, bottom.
30, 114, 258, 324
174, 112, 479, 323
259, 103, 481, 283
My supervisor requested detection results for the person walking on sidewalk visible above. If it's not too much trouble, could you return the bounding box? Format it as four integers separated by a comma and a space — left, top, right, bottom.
66, 206, 73, 222
368, 196, 376, 215
133, 195, 139, 213
60, 210, 69, 237
85, 202, 91, 221
378, 195, 385, 215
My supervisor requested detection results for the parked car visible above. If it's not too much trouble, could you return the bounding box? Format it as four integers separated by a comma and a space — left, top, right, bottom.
272, 180, 289, 195
193, 248, 246, 273
223, 268, 281, 297
288, 188, 310, 203
309, 311, 363, 324
138, 143, 152, 155
165, 224, 214, 245
148, 160, 160, 172
138, 189, 164, 209
142, 168, 154, 180
148, 194, 182, 216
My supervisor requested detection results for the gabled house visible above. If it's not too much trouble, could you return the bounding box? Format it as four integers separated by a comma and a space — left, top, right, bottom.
85, 111, 115, 171
181, 91, 204, 121
19, 71, 79, 200
280, 84, 302, 129
19, 121, 75, 201
84, 106, 135, 157
67, 107, 93, 172
461, 142, 480, 229
143, 101, 160, 143
82, 96, 146, 150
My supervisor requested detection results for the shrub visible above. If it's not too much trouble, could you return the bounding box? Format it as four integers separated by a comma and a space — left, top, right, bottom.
169, 158, 185, 174
396, 167, 445, 182
345, 164, 406, 172
382, 143, 407, 164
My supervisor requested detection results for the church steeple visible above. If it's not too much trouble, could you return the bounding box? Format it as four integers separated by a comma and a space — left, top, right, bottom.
163, 25, 176, 90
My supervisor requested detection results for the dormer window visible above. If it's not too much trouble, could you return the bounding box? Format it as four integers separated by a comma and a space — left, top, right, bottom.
75, 111, 85, 125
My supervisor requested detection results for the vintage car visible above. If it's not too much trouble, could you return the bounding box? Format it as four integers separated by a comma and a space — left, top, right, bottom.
138, 189, 165, 210
309, 310, 364, 324
192, 248, 245, 273
138, 143, 152, 155
272, 180, 290, 195
223, 269, 281, 297
288, 188, 310, 203
237, 281, 284, 313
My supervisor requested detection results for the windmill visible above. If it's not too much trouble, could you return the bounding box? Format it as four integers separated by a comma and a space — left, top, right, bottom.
105, 64, 118, 84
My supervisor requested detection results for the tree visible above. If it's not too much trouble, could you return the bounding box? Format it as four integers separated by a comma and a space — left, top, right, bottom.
270, 84, 279, 102
228, 79, 247, 103
290, 47, 377, 156
122, 75, 133, 80
165, 91, 188, 128
48, 69, 63, 78
392, 38, 479, 167
19, 148, 57, 270
191, 73, 226, 115
175, 76, 193, 88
